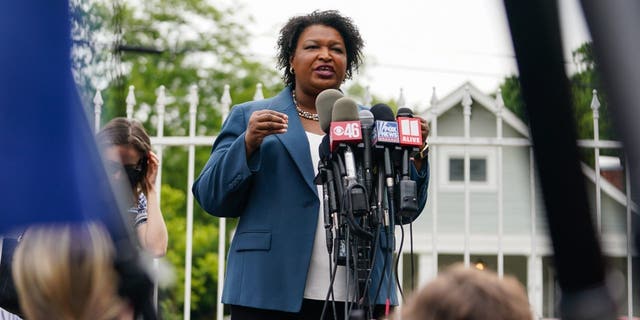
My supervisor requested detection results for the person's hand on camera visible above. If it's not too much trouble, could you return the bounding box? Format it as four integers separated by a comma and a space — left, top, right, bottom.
415, 116, 430, 139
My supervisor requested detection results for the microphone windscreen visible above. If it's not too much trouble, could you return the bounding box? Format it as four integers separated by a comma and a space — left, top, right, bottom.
359, 110, 374, 128
396, 107, 414, 118
316, 89, 344, 133
370, 103, 396, 121
319, 135, 330, 160
332, 97, 360, 122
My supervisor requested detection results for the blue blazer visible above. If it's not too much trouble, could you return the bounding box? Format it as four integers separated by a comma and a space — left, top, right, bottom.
192, 87, 429, 312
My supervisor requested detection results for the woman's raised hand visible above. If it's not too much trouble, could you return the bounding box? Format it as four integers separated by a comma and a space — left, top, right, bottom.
245, 110, 289, 156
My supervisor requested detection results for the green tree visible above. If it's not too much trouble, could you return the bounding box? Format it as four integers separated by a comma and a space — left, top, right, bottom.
70, 0, 117, 114
71, 0, 282, 318
496, 74, 527, 122
70, 1, 389, 317
496, 42, 619, 165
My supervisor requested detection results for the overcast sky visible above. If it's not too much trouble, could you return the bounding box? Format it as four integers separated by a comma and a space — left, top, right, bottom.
232, 0, 591, 110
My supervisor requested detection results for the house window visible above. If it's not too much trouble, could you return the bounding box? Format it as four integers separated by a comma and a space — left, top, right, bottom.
449, 158, 487, 182
439, 146, 496, 191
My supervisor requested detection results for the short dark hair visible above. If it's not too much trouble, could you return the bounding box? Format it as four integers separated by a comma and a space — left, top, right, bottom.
277, 10, 364, 87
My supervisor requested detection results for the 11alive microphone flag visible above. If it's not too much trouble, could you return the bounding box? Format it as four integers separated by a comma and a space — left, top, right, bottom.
397, 117, 423, 147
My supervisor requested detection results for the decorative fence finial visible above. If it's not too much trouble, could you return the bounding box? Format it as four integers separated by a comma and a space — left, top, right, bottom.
364, 85, 372, 107
462, 85, 473, 116
397, 88, 406, 109
496, 88, 505, 117
221, 84, 232, 122
156, 85, 167, 117
94, 90, 104, 107
188, 85, 199, 114
126, 85, 136, 119
430, 86, 438, 109
591, 89, 601, 119
93, 90, 103, 133
253, 83, 264, 101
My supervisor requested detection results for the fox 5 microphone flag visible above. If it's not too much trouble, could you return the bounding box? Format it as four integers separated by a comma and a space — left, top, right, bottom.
0, 0, 121, 232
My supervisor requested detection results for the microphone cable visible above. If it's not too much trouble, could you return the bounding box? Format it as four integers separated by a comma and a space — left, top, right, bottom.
385, 166, 399, 316
342, 185, 364, 317
394, 224, 405, 301
371, 169, 391, 313
344, 184, 374, 241
409, 222, 415, 293
320, 255, 340, 320
345, 228, 351, 319
359, 221, 382, 320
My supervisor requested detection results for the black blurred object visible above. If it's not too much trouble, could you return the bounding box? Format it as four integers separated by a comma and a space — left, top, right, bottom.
579, 0, 640, 264
0, 238, 21, 317
349, 309, 365, 320
114, 244, 159, 320
0, 0, 159, 317
503, 1, 616, 319
108, 181, 159, 320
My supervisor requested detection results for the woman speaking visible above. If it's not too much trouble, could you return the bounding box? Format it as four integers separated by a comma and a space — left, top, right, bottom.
193, 10, 429, 320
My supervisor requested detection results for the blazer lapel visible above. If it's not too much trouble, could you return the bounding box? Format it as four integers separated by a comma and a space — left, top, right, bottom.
270, 87, 318, 196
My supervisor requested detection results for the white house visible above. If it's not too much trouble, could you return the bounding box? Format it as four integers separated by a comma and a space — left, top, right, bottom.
404, 81, 638, 319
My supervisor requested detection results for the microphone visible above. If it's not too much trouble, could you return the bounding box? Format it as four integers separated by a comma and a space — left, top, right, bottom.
370, 104, 399, 228
370, 104, 400, 155
395, 107, 421, 218
370, 104, 399, 178
316, 88, 344, 134
317, 135, 337, 254
397, 107, 423, 148
359, 110, 375, 195
330, 97, 362, 196
330, 97, 371, 240
330, 97, 362, 154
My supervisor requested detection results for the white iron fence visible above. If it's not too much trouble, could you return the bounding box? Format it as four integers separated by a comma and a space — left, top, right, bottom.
93, 83, 636, 320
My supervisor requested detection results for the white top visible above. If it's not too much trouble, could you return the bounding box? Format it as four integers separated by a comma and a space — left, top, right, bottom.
0, 308, 22, 320
303, 131, 349, 302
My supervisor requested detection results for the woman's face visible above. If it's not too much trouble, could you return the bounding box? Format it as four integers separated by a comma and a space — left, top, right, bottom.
290, 24, 347, 95
103, 145, 142, 183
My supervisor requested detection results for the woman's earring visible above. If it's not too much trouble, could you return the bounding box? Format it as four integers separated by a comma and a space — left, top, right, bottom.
289, 66, 295, 75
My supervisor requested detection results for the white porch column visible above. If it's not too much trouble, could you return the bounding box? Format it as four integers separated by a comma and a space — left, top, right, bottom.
527, 255, 543, 318
418, 254, 435, 288
462, 86, 472, 267
429, 87, 439, 280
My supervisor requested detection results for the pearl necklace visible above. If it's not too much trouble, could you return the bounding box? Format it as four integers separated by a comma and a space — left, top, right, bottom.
293, 91, 319, 121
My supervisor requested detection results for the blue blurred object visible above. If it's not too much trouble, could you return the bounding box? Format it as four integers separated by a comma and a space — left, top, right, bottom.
0, 0, 120, 232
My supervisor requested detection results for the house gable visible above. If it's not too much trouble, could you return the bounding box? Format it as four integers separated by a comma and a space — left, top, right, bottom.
421, 81, 529, 139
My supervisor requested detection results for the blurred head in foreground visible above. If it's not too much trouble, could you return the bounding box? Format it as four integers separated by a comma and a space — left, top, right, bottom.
11, 222, 132, 320
399, 263, 532, 320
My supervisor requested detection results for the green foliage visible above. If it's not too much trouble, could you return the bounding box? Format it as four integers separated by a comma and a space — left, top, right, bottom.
69, 1, 392, 318
496, 42, 620, 166
496, 74, 527, 122
70, 0, 117, 113
157, 184, 188, 318
71, 0, 282, 318
572, 42, 595, 71
159, 183, 223, 319
94, 0, 282, 135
